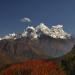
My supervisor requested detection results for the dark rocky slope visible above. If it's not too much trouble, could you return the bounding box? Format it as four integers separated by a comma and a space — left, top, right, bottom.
0, 35, 75, 75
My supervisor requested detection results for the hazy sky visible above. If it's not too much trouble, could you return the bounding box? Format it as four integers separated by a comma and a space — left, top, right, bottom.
0, 0, 75, 35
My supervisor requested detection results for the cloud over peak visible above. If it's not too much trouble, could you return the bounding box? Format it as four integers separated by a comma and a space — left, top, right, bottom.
21, 17, 31, 23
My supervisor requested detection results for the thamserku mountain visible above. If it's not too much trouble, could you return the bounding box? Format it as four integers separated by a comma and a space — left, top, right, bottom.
0, 23, 71, 40
0, 23, 74, 60
0, 23, 75, 75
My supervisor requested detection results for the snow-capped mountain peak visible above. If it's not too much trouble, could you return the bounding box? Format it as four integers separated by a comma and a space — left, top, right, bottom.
0, 23, 71, 40
36, 23, 50, 36
49, 24, 71, 39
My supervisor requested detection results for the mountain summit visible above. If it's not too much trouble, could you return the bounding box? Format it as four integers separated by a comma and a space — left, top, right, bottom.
22, 23, 71, 40
0, 23, 71, 40
0, 23, 74, 71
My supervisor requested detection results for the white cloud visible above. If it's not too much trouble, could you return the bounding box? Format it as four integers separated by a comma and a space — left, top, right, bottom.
21, 17, 31, 23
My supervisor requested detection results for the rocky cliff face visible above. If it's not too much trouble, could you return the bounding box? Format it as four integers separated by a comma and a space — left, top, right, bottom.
0, 36, 75, 75
0, 34, 74, 64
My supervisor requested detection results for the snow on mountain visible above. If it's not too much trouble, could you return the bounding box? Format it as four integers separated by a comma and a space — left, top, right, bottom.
0, 23, 71, 40
22, 26, 38, 39
21, 23, 71, 40
0, 33, 17, 40
36, 23, 50, 36
49, 25, 71, 39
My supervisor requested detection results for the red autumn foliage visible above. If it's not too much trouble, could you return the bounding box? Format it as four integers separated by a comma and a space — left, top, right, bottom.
0, 60, 66, 75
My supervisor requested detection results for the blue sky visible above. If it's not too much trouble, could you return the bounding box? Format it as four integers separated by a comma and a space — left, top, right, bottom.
0, 0, 75, 35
